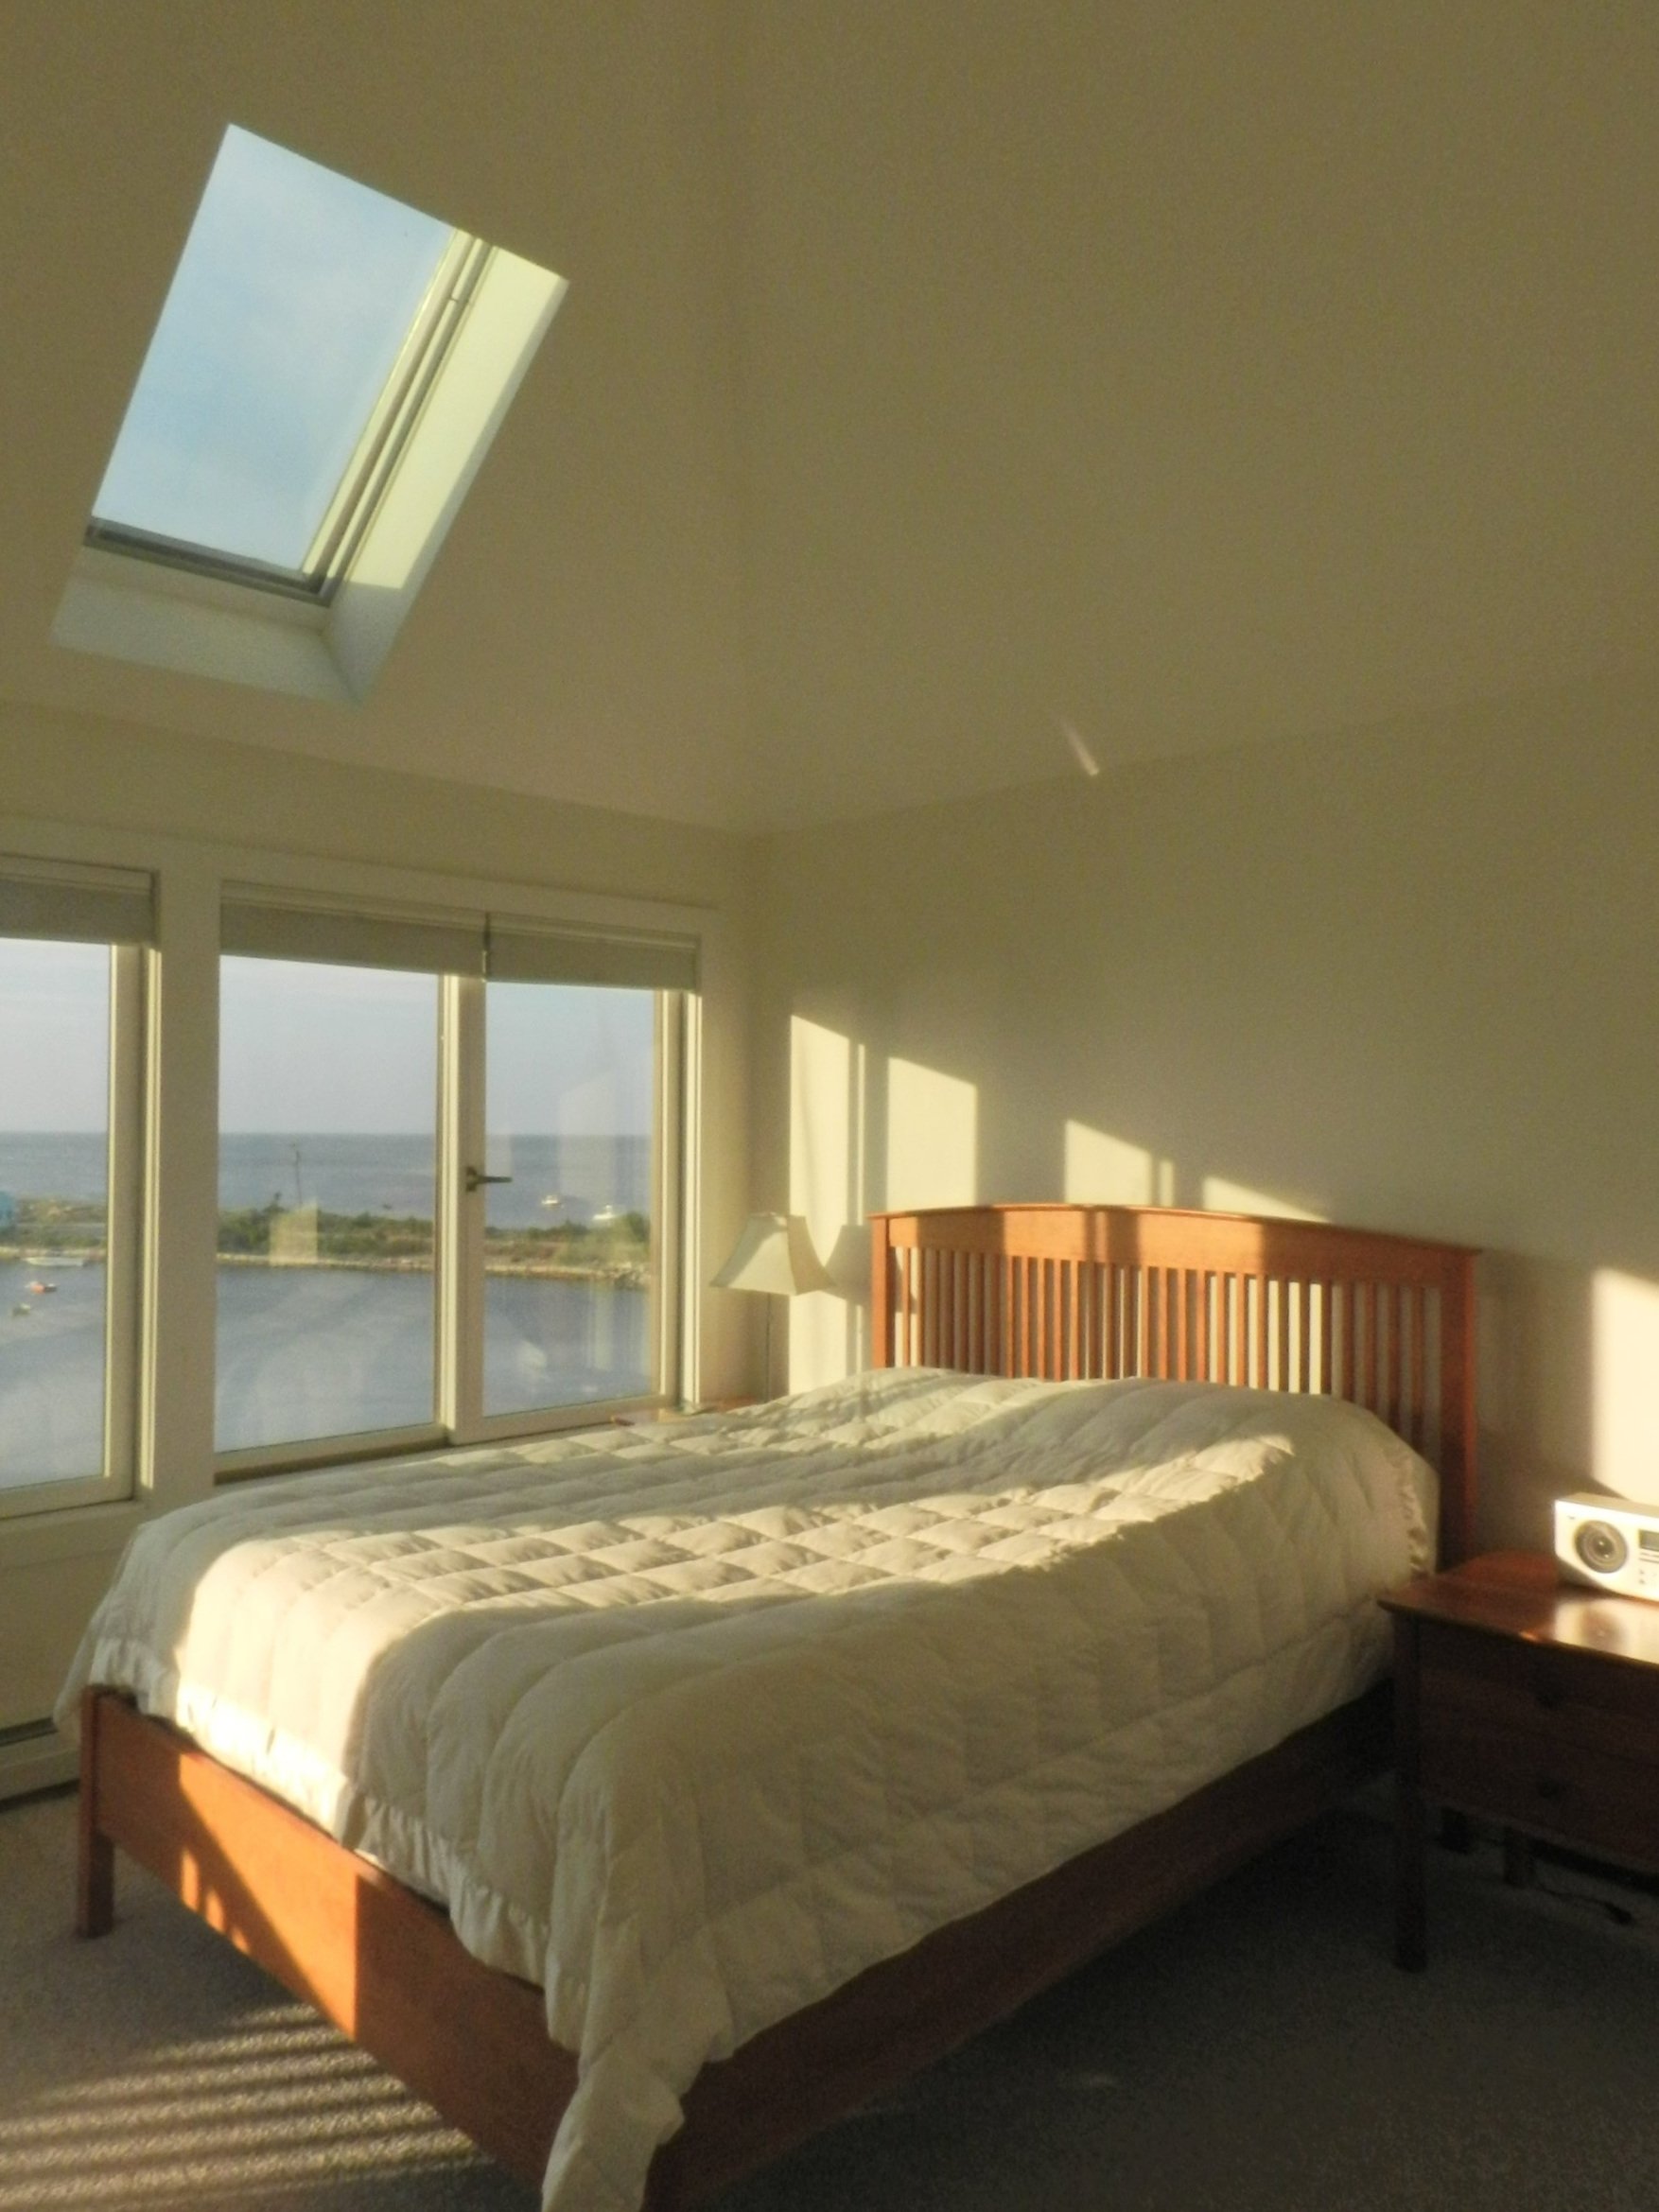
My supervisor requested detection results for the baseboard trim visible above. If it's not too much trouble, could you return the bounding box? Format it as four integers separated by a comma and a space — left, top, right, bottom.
0, 1724, 75, 1802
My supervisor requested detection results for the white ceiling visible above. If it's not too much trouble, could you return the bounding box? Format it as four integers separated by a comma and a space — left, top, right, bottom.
3, 2, 1656, 832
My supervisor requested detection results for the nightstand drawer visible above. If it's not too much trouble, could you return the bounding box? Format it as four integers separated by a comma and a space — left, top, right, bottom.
1418, 1620, 1659, 1760
1418, 1726, 1659, 1866
1417, 1621, 1659, 1864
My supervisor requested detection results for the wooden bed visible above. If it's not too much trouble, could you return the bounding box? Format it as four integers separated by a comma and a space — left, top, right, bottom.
77, 1202, 1477, 2209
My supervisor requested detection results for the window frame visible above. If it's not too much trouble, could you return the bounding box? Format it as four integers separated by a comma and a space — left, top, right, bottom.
0, 941, 148, 1524
83, 231, 489, 609
211, 953, 690, 1483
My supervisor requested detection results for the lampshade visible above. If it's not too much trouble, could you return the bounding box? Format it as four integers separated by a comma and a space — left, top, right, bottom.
711, 1211, 831, 1297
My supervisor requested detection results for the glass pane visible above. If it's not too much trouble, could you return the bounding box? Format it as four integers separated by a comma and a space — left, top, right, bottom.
217, 958, 438, 1453
483, 984, 656, 1418
93, 126, 452, 573
0, 939, 112, 1490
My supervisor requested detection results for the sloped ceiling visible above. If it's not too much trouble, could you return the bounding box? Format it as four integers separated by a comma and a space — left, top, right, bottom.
2, 2, 1656, 830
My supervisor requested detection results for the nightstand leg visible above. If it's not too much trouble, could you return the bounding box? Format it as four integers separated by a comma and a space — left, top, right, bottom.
1395, 1770, 1427, 1970
1392, 1615, 1426, 1969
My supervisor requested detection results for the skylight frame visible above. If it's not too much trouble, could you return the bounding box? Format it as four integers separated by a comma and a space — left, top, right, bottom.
82, 228, 489, 609
299, 233, 490, 599
55, 128, 568, 707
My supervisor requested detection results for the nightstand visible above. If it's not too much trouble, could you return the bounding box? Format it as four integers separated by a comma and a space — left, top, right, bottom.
1382, 1551, 1659, 1968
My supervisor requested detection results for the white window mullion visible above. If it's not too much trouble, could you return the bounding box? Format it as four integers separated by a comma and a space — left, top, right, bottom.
656, 993, 688, 1410
101, 945, 147, 1495
440, 973, 486, 1440
145, 860, 219, 1514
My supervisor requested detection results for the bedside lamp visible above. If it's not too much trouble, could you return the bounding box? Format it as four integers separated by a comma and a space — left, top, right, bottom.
710, 1211, 831, 1399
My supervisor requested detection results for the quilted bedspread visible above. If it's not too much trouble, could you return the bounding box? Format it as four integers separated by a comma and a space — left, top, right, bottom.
59, 1368, 1434, 2212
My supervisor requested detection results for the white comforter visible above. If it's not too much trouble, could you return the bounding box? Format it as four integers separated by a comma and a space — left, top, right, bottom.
59, 1369, 1433, 2212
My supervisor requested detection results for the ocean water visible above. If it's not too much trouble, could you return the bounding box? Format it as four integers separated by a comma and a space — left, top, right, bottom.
0, 1258, 107, 1489
0, 1130, 650, 1231
0, 1258, 651, 1488
0, 1127, 655, 1489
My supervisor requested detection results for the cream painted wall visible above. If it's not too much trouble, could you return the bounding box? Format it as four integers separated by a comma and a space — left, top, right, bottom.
757, 668, 1659, 1555
0, 703, 748, 906
0, 703, 756, 1775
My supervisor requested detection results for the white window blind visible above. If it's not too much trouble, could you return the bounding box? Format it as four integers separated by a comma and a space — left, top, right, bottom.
485, 920, 698, 993
221, 887, 486, 975
0, 856, 155, 945
221, 890, 700, 991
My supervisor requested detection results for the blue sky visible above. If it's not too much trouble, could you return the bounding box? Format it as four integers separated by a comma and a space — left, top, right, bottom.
0, 944, 654, 1138
0, 941, 108, 1132
93, 125, 452, 570
218, 962, 655, 1138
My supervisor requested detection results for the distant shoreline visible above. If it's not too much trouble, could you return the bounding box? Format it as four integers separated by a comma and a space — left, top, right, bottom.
1, 1246, 644, 1286
2, 1192, 650, 1287
217, 1253, 649, 1285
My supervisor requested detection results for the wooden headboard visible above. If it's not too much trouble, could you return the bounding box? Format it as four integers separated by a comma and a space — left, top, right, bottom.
868, 1204, 1478, 1565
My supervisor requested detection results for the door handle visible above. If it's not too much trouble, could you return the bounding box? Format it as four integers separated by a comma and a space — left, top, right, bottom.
464, 1166, 514, 1193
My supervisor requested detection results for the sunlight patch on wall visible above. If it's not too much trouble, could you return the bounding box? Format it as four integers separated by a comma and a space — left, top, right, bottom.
886, 1058, 976, 1211
1064, 1123, 1154, 1204
1201, 1177, 1327, 1222
789, 1017, 862, 1389
1592, 1270, 1659, 1500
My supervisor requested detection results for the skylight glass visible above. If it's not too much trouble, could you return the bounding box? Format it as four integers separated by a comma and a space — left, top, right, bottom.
90, 126, 454, 580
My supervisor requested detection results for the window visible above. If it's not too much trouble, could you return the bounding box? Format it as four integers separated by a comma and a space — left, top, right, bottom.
215, 894, 694, 1472
90, 126, 460, 596
0, 862, 149, 1518
217, 957, 440, 1454
56, 126, 566, 702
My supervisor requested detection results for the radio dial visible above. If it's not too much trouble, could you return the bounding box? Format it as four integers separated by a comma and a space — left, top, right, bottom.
1574, 1519, 1630, 1576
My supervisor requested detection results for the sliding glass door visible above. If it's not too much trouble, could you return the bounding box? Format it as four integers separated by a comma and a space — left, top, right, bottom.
480, 980, 657, 1420
215, 900, 690, 1473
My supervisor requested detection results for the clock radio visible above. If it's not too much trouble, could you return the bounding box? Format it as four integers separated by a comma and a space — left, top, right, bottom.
1554, 1493, 1659, 1599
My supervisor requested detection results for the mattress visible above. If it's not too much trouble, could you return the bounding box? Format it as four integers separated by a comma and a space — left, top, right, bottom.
59, 1367, 1435, 2212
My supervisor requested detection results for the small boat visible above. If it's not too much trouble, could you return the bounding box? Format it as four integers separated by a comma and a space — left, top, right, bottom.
9, 1302, 30, 1317
592, 1205, 618, 1225
540, 1193, 563, 1210
27, 1280, 55, 1295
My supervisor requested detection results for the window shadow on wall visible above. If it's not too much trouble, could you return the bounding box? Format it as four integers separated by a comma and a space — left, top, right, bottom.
782, 1007, 1659, 1555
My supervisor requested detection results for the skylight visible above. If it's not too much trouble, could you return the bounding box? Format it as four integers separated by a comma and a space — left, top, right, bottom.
58, 125, 567, 701
89, 128, 459, 592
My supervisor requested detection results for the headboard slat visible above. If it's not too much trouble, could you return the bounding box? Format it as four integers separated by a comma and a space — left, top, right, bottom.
1405, 1285, 1423, 1453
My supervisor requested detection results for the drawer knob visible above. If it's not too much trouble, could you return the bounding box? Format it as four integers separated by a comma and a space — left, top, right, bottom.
1535, 1775, 1568, 1803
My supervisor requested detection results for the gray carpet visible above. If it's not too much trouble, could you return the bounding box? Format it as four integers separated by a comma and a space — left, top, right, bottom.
5, 1786, 1659, 2210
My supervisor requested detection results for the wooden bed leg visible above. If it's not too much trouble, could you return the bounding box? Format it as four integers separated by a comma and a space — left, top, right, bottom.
76, 1686, 115, 1939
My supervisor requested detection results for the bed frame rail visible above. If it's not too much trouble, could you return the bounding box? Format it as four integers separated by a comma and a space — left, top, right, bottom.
869, 1204, 1477, 1563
